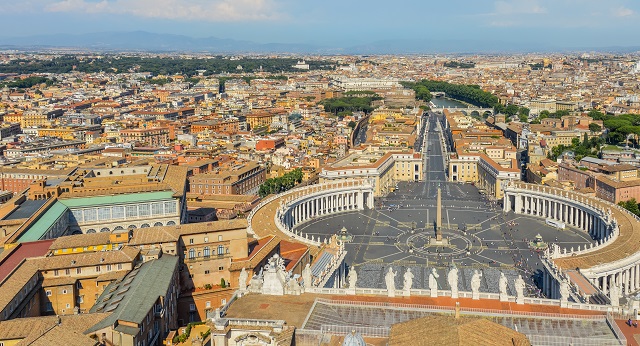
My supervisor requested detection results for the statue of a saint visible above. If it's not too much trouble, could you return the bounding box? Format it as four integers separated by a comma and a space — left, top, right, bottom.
403, 268, 414, 291
302, 263, 312, 288
515, 275, 525, 303
428, 268, 439, 297
348, 267, 358, 289
499, 272, 508, 296
385, 267, 396, 291
239, 267, 248, 291
448, 266, 459, 298
609, 278, 619, 307
471, 270, 482, 299
559, 280, 570, 302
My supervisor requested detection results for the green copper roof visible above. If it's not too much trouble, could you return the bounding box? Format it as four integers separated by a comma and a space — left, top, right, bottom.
59, 191, 174, 208
17, 201, 68, 242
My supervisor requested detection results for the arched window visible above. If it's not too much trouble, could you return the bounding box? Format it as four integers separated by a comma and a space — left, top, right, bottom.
114, 226, 124, 231
86, 229, 96, 234
217, 245, 224, 256
167, 221, 176, 226
128, 225, 137, 229
100, 227, 110, 233
188, 249, 195, 259
141, 223, 150, 228
153, 222, 163, 227
203, 247, 210, 257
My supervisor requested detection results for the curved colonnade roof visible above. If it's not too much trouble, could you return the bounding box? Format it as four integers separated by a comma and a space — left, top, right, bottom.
511, 182, 640, 270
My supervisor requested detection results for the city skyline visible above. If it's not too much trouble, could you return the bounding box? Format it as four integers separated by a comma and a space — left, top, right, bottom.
1, 0, 640, 51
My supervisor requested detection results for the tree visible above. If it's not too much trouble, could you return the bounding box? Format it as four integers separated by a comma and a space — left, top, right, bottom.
619, 199, 640, 217
589, 123, 602, 133
348, 121, 357, 129
518, 107, 530, 117
518, 114, 528, 123
539, 110, 550, 120
505, 104, 519, 116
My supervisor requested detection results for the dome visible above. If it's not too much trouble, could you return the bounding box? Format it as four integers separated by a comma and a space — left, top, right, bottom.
342, 330, 366, 346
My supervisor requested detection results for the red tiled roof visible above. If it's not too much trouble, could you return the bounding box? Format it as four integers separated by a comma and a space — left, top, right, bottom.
0, 239, 54, 281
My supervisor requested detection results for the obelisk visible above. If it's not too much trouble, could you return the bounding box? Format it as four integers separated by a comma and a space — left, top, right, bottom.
436, 187, 442, 240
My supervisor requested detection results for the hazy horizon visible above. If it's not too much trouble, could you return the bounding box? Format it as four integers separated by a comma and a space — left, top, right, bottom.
1, 0, 639, 50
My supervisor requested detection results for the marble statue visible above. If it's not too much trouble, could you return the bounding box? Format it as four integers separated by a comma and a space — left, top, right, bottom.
385, 267, 397, 297
348, 267, 358, 289
428, 268, 439, 298
515, 275, 525, 304
499, 272, 508, 295
403, 268, 414, 291
471, 270, 482, 300
499, 272, 509, 302
238, 267, 248, 291
609, 279, 620, 307
559, 280, 570, 303
448, 266, 459, 299
302, 263, 312, 288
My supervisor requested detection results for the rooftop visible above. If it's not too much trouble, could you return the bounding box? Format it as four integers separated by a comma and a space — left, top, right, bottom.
87, 254, 179, 334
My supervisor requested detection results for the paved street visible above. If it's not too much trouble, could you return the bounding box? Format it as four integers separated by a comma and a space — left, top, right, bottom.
296, 115, 594, 295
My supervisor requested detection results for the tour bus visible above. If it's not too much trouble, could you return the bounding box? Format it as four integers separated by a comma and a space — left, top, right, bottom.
546, 219, 566, 229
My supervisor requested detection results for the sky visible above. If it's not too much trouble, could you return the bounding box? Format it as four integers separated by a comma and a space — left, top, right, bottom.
2, 0, 640, 48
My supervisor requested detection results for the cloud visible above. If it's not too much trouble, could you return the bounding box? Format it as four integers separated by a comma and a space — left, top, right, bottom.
493, 0, 547, 15
612, 6, 634, 17
44, 0, 284, 21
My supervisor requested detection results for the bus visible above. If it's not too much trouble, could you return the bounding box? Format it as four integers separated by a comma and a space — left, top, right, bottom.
546, 219, 566, 229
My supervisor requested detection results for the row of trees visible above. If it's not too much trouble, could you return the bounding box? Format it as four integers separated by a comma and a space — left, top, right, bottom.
1, 76, 55, 88
401, 80, 499, 108
258, 168, 304, 198
619, 198, 640, 217
444, 61, 475, 69
318, 94, 382, 116
0, 56, 333, 76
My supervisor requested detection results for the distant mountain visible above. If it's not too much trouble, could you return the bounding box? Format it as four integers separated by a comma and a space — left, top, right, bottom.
0, 31, 638, 54
0, 31, 324, 53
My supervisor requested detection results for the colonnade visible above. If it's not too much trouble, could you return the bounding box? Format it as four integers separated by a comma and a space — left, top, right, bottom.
504, 192, 609, 240
502, 182, 640, 306
283, 190, 372, 229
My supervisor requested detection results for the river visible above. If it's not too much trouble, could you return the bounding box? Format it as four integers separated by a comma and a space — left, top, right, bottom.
430, 97, 470, 108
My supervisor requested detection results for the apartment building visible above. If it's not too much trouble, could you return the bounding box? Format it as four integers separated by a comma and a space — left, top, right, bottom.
319, 149, 422, 196
188, 162, 265, 196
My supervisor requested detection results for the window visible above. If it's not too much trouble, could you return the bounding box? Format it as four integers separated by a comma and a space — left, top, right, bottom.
151, 202, 163, 215
45, 290, 52, 296
188, 249, 195, 259
45, 302, 53, 311
203, 247, 210, 257
189, 304, 196, 311
66, 304, 70, 308
98, 207, 110, 221
139, 204, 150, 217
76, 268, 82, 274
96, 266, 101, 272
65, 269, 70, 275
204, 237, 208, 243
112, 206, 125, 219
218, 235, 223, 241
204, 270, 210, 275
218, 266, 224, 271
189, 238, 194, 244
217, 246, 224, 256
117, 264, 123, 270
106, 264, 112, 271
126, 205, 137, 218
205, 301, 211, 308
54, 270, 59, 277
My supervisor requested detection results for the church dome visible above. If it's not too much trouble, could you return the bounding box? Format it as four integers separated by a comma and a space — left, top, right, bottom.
342, 330, 366, 346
